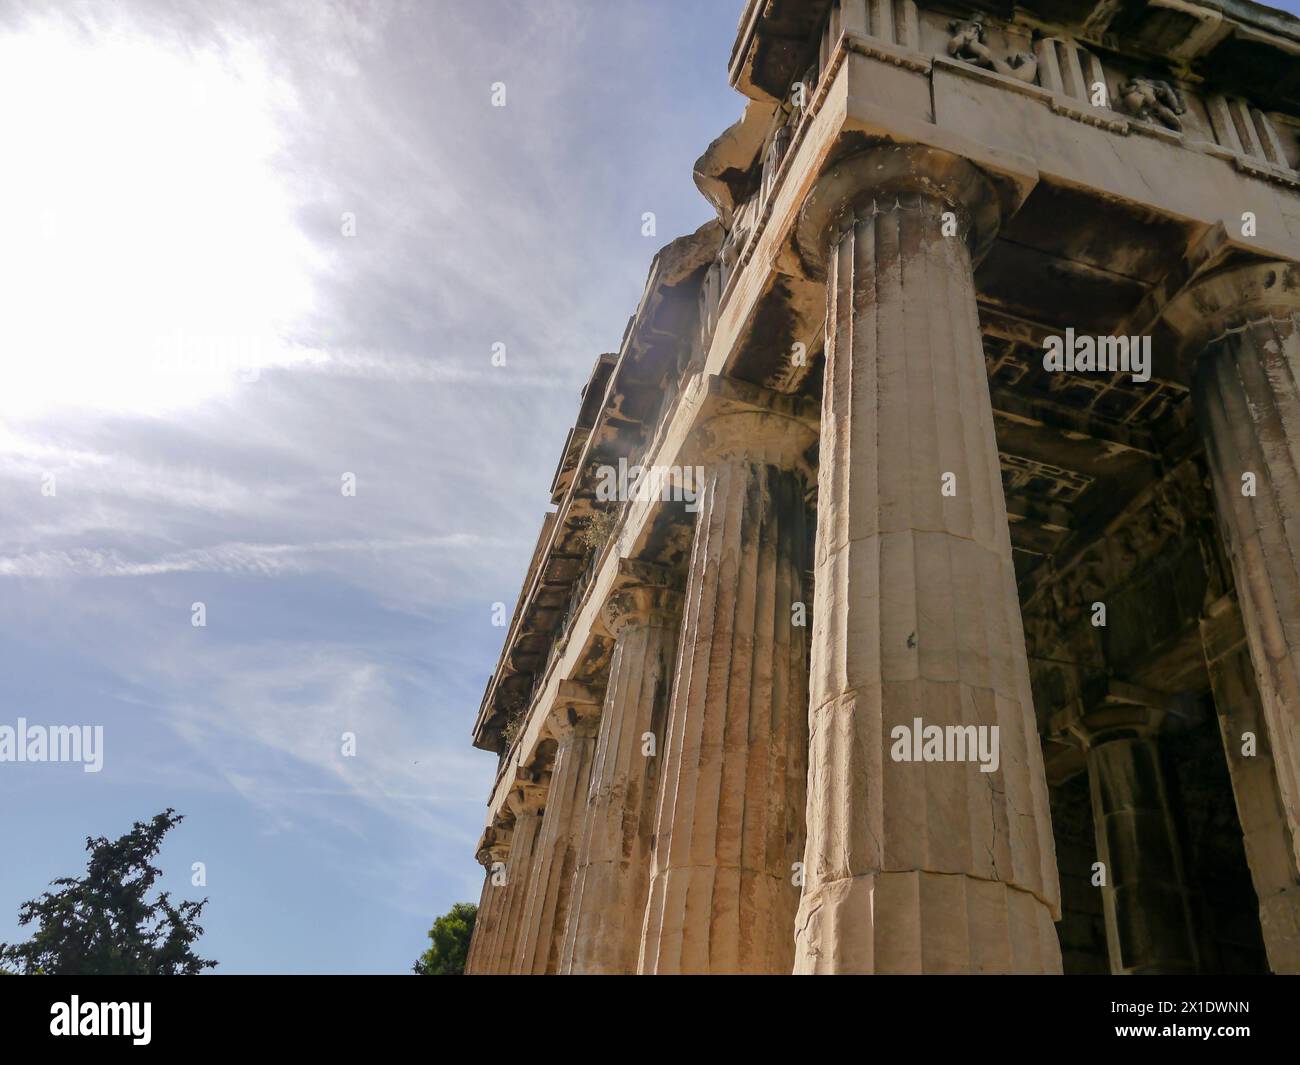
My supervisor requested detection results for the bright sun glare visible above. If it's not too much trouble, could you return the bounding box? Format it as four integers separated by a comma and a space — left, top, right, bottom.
0, 24, 316, 418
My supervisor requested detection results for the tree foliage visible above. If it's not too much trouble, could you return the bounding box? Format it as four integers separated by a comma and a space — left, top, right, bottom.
0, 808, 216, 975
413, 901, 476, 975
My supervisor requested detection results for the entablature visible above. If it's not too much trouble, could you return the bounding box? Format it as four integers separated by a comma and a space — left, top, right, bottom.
732, 0, 1300, 114
472, 224, 720, 753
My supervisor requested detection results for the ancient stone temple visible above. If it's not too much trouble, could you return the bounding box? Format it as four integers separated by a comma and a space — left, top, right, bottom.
465, 0, 1300, 974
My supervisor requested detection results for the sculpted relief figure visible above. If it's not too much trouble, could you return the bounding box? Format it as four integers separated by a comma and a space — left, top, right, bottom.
947, 18, 1039, 84
1118, 75, 1187, 132
720, 217, 750, 280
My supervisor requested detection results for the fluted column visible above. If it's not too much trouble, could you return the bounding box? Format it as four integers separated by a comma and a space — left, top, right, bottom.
559, 572, 682, 974
465, 874, 494, 974
463, 833, 510, 975
511, 683, 603, 974
790, 145, 1061, 973
483, 781, 546, 974
1202, 595, 1300, 973
639, 403, 816, 974
1170, 262, 1300, 891
1073, 699, 1200, 975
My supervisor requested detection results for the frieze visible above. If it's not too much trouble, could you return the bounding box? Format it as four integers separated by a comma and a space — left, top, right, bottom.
1117, 76, 1187, 133
947, 18, 1037, 84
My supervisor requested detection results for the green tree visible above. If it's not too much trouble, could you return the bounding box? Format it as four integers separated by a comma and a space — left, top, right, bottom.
413, 901, 476, 974
0, 808, 216, 975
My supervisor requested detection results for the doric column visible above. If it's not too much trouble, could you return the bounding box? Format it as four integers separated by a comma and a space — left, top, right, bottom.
1168, 262, 1300, 893
1202, 594, 1300, 972
463, 831, 510, 975
510, 682, 603, 974
465, 874, 494, 975
789, 145, 1061, 973
559, 567, 682, 974
639, 400, 816, 974
483, 780, 546, 974
1068, 691, 1200, 975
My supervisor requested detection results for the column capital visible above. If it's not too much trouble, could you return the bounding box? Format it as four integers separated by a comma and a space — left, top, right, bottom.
601, 584, 682, 638
546, 679, 604, 742
506, 778, 548, 819
1164, 259, 1300, 354
793, 143, 1008, 280
1200, 592, 1248, 666
685, 374, 819, 480
694, 409, 818, 476
475, 824, 513, 867
1063, 678, 1192, 748
596, 558, 683, 639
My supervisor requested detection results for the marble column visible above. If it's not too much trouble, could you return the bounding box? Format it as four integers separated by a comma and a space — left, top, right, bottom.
463, 832, 510, 976
639, 402, 816, 974
1170, 262, 1300, 891
1073, 699, 1200, 975
790, 145, 1061, 973
465, 874, 493, 975
559, 570, 681, 974
483, 781, 546, 974
510, 683, 603, 974
1202, 594, 1300, 972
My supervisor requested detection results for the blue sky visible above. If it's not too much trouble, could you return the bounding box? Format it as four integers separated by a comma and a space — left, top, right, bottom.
0, 0, 744, 974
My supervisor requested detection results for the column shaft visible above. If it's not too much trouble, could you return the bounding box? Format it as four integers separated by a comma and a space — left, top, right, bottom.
1195, 314, 1300, 880
1087, 735, 1200, 974
795, 185, 1060, 973
1203, 599, 1300, 972
511, 712, 599, 974
463, 869, 497, 975
640, 423, 812, 974
463, 837, 509, 976
559, 585, 680, 974
483, 790, 544, 974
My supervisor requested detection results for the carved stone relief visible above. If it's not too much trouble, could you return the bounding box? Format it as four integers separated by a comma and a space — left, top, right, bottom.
947, 18, 1038, 84
1118, 76, 1188, 132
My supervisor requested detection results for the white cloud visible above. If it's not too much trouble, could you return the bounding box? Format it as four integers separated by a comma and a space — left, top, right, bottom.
0, 533, 512, 579
0, 20, 318, 418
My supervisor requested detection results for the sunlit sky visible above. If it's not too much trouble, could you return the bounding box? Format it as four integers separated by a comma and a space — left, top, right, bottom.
0, 25, 317, 417
3, 0, 1299, 974
0, 0, 741, 973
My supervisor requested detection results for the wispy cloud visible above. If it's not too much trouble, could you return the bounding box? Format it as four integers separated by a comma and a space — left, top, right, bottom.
0, 0, 741, 971
0, 533, 512, 579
